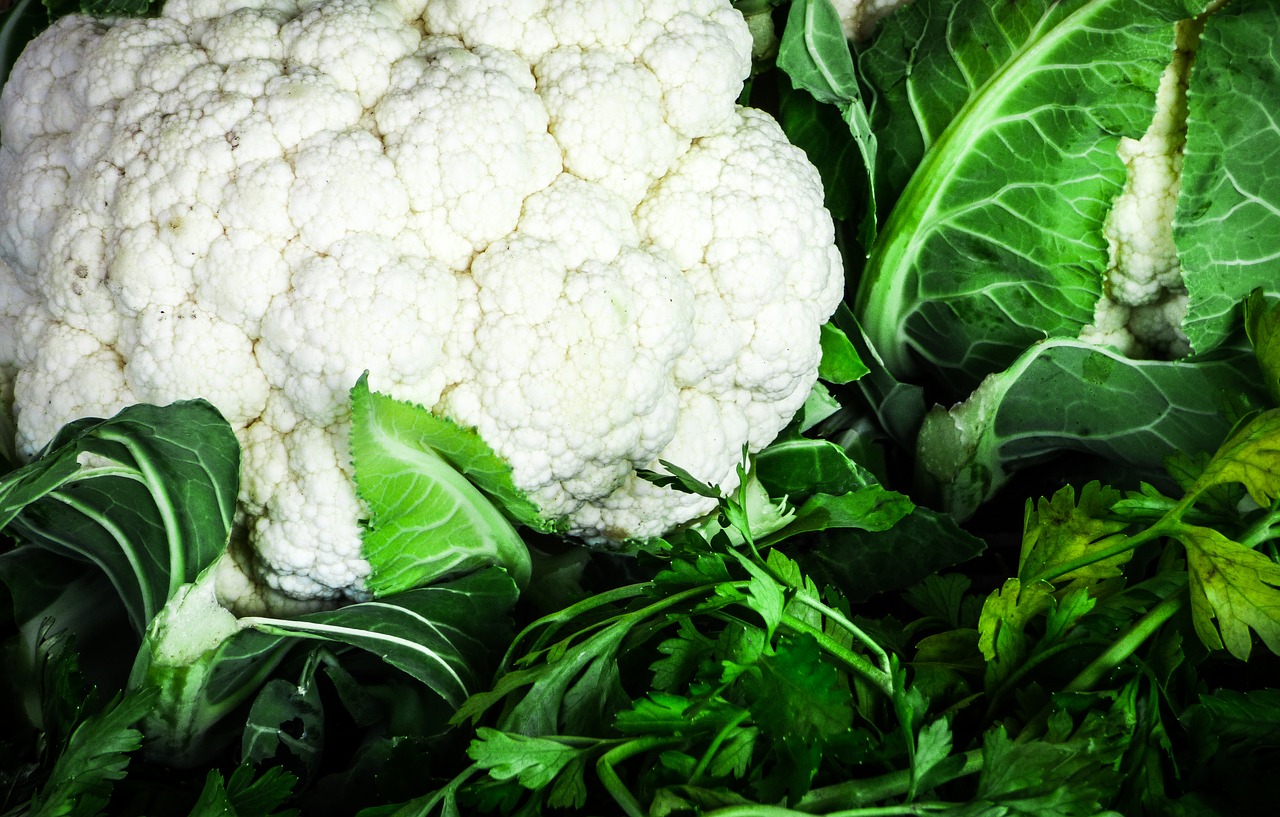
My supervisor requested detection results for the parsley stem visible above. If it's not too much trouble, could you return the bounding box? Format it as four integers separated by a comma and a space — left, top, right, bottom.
1028, 522, 1171, 585
1238, 500, 1280, 551
1062, 576, 1187, 694
779, 614, 893, 695
597, 736, 683, 817
793, 749, 984, 813
688, 708, 752, 785
789, 593, 892, 677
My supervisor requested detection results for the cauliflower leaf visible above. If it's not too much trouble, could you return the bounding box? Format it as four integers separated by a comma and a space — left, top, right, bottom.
349, 374, 537, 595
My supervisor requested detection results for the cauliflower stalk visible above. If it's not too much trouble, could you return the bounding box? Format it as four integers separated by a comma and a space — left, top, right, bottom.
0, 0, 844, 604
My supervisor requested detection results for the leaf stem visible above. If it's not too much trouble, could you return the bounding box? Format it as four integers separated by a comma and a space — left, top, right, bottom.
793, 749, 984, 813
1028, 523, 1171, 585
779, 613, 893, 696
1062, 577, 1187, 694
1238, 501, 1280, 551
596, 736, 682, 817
788, 592, 892, 677
688, 708, 752, 785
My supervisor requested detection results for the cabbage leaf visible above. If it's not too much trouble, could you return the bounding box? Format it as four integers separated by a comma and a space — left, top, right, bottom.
853, 0, 1209, 391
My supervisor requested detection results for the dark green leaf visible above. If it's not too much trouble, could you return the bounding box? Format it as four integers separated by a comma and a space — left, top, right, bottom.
188, 765, 298, 817
1244, 291, 1280, 406
243, 568, 519, 709
794, 506, 985, 602
27, 690, 156, 817
777, 0, 878, 243
0, 400, 239, 633
754, 437, 876, 499
915, 338, 1265, 520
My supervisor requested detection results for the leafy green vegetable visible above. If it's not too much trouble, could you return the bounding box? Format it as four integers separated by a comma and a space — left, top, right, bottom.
350, 374, 536, 594
777, 0, 878, 243
187, 765, 298, 817
855, 0, 1206, 387
1173, 0, 1280, 353
25, 690, 156, 817
914, 338, 1263, 519
0, 400, 238, 633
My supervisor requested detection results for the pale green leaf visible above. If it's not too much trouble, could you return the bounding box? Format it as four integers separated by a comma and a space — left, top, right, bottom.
350, 374, 534, 594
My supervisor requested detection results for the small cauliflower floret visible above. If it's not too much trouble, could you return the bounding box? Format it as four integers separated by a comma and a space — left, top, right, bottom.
1081, 20, 1197, 359
239, 420, 369, 600
120, 303, 270, 429
13, 318, 137, 454
1, 0, 843, 602
257, 235, 459, 425
829, 0, 913, 41
535, 46, 683, 206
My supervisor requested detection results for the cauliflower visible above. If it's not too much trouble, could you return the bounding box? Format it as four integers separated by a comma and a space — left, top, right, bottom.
829, 0, 912, 41
1079, 19, 1199, 359
0, 0, 844, 602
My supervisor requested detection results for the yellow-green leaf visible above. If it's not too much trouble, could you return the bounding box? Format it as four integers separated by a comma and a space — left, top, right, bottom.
977, 578, 1054, 680
1018, 482, 1129, 585
1190, 408, 1280, 508
1181, 524, 1280, 660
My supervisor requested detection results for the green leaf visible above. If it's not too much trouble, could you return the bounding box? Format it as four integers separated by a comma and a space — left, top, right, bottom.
350, 374, 535, 594
903, 574, 977, 630
188, 765, 298, 817
818, 321, 870, 385
0, 400, 239, 633
754, 437, 876, 499
1245, 291, 1280, 407
637, 460, 723, 499
977, 579, 1055, 684
243, 568, 519, 709
468, 728, 589, 795
134, 567, 517, 766
1174, 0, 1280, 354
745, 633, 852, 800
726, 549, 786, 639
777, 0, 878, 242
760, 485, 914, 547
777, 79, 865, 223
1018, 482, 1130, 585
1180, 523, 1280, 660
27, 689, 156, 817
650, 620, 716, 693
747, 633, 852, 745
913, 718, 955, 796
975, 712, 1128, 817
241, 674, 325, 776
854, 0, 1209, 387
1182, 688, 1280, 746
915, 338, 1265, 520
1186, 408, 1280, 508
794, 506, 986, 602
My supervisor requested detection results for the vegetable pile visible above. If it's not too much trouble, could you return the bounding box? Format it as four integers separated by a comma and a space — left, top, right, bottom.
2, 0, 1279, 815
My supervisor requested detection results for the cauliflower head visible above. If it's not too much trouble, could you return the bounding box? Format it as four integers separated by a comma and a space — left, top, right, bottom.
0, 0, 844, 601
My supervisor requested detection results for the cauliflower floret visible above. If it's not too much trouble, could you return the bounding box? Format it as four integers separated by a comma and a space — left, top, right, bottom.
1081, 20, 1197, 358
829, 0, 913, 41
0, 0, 843, 601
